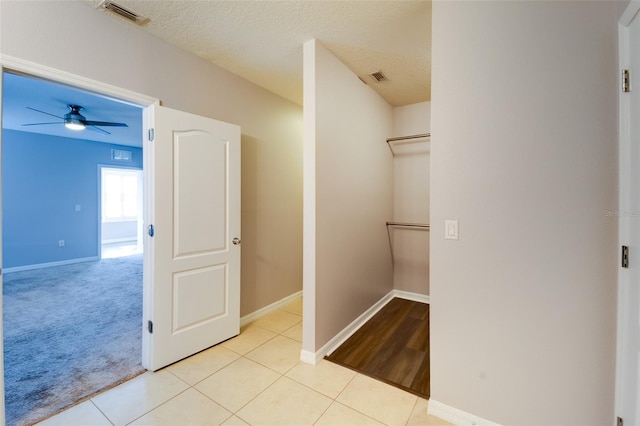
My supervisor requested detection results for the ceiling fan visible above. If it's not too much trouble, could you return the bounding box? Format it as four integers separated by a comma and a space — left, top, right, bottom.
22, 104, 128, 135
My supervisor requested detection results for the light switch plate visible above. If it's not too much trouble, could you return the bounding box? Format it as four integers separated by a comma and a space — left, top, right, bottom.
445, 220, 459, 240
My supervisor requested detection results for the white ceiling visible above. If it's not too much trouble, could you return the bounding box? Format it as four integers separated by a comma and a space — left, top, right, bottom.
107, 0, 432, 107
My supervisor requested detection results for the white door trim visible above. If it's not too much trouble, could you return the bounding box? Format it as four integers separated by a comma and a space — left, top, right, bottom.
0, 55, 159, 107
0, 54, 160, 426
616, 2, 640, 423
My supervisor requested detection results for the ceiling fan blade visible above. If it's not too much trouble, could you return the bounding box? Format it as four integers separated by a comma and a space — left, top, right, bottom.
26, 107, 63, 120
21, 122, 62, 126
84, 121, 128, 127
87, 126, 111, 135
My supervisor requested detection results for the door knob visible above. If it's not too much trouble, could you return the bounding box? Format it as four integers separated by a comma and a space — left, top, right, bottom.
232, 238, 241, 245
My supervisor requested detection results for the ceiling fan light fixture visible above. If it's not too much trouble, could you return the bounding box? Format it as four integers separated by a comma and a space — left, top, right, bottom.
64, 105, 86, 130
65, 120, 85, 131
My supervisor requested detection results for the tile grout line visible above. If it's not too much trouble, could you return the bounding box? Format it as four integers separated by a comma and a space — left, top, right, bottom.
122, 373, 194, 425
190, 387, 236, 424
234, 309, 304, 424
89, 399, 115, 426
327, 372, 388, 425
230, 319, 304, 422
405, 397, 421, 426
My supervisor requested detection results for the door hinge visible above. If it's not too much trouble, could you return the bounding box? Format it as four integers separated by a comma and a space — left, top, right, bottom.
617, 416, 623, 426
623, 69, 630, 93
622, 245, 629, 268
148, 320, 153, 334
148, 128, 155, 141
148, 224, 155, 237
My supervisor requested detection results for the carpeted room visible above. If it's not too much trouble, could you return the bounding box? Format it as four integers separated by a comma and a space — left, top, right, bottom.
2, 72, 146, 425
3, 255, 144, 426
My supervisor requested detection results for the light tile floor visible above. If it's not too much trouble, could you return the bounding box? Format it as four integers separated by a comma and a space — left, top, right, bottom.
37, 298, 451, 426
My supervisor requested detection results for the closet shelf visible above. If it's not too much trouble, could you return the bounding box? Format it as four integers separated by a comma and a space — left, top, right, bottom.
386, 133, 430, 156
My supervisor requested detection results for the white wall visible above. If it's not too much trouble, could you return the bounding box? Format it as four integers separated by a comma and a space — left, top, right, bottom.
0, 0, 303, 317
102, 221, 137, 244
430, 1, 619, 424
391, 102, 430, 295
393, 102, 431, 138
303, 40, 393, 354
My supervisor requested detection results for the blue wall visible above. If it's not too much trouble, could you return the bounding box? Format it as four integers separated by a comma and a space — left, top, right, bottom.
2, 129, 142, 268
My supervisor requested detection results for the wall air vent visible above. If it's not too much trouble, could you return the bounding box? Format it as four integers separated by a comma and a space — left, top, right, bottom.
97, 0, 148, 25
368, 71, 389, 83
111, 149, 132, 162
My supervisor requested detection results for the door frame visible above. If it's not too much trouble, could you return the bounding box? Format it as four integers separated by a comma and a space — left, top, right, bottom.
0, 54, 159, 425
616, 2, 640, 423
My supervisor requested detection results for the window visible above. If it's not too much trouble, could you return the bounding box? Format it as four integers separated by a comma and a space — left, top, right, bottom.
102, 168, 140, 222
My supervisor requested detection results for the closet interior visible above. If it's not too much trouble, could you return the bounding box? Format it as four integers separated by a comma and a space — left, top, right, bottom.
387, 132, 430, 296
326, 124, 431, 397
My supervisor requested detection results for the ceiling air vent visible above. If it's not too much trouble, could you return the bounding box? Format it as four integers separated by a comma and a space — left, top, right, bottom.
97, 0, 148, 25
368, 71, 389, 83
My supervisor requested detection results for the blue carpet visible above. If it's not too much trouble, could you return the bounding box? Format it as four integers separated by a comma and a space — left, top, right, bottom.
3, 255, 144, 426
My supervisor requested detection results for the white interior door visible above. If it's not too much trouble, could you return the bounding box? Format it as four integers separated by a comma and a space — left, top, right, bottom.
143, 105, 241, 371
617, 3, 640, 424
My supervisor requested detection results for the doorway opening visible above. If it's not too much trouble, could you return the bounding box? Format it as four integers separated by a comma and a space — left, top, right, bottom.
1, 69, 147, 425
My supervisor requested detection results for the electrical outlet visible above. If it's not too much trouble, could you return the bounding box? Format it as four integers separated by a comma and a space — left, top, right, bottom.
75, 204, 81, 212
58, 240, 65, 247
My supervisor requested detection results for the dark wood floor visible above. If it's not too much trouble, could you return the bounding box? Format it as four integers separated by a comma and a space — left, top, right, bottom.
325, 297, 429, 398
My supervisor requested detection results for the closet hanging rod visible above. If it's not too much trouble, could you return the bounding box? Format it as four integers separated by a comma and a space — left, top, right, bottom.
386, 221, 430, 229
386, 222, 430, 264
386, 133, 431, 143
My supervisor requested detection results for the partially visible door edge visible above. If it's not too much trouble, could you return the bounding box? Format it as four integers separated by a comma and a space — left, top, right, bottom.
616, 2, 640, 424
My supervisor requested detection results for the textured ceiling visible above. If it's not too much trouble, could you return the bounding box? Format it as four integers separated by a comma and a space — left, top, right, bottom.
106, 0, 431, 106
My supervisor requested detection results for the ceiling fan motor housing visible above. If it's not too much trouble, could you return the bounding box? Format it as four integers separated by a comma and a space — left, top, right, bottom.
64, 105, 86, 123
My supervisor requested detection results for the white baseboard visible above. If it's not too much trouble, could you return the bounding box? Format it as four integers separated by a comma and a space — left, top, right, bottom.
428, 400, 502, 426
321, 291, 395, 358
300, 349, 318, 365
392, 289, 429, 304
4, 256, 99, 274
102, 238, 137, 245
299, 289, 430, 365
240, 290, 303, 327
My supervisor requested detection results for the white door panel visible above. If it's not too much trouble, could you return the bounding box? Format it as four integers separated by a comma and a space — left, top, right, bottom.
144, 105, 240, 371
173, 130, 227, 257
